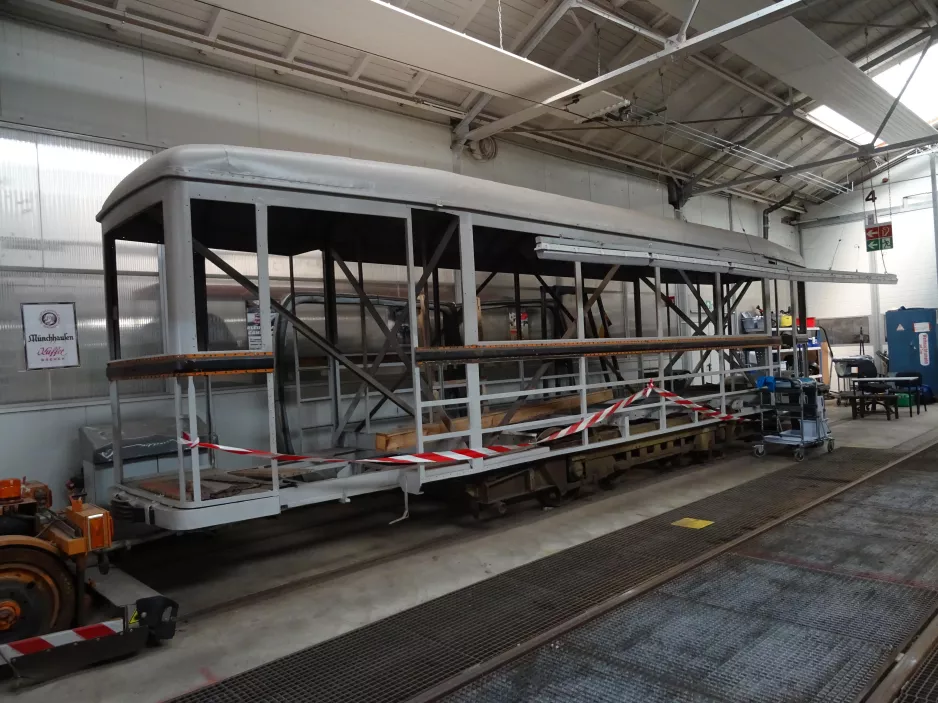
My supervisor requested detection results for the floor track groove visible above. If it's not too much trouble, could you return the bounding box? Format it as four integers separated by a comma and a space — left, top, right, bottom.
168, 447, 907, 703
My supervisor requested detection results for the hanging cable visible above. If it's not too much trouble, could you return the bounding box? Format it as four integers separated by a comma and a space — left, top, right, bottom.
881, 153, 893, 274
497, 0, 504, 50
828, 235, 842, 270
886, 152, 894, 217
596, 25, 601, 77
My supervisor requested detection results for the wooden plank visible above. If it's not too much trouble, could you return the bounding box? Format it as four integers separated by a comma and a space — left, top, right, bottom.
376, 389, 614, 451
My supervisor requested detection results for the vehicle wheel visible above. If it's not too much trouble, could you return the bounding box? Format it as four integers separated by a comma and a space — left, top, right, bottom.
493, 501, 508, 517
836, 398, 842, 407
827, 439, 835, 453
469, 499, 481, 520
0, 545, 76, 644
793, 447, 805, 462
536, 488, 562, 508
752, 445, 766, 458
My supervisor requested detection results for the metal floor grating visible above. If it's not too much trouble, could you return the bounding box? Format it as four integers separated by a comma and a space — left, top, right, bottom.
448, 444, 938, 703
168, 446, 906, 703
898, 645, 938, 702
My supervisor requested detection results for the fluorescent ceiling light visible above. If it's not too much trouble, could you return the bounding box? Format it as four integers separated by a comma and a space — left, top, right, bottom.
806, 106, 882, 146
873, 44, 938, 126
804, 45, 938, 148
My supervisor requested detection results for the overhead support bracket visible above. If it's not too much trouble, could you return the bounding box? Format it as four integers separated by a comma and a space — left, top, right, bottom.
870, 34, 935, 146
464, 0, 828, 142
675, 0, 701, 43
693, 134, 938, 196
666, 176, 691, 217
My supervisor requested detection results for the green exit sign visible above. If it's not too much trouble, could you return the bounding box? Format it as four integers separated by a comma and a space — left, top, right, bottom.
865, 222, 893, 252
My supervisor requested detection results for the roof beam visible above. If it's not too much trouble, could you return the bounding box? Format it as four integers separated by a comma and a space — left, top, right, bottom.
342, 0, 411, 89
406, 0, 486, 95
693, 134, 938, 196
204, 6, 226, 40
573, 0, 849, 159
553, 0, 631, 74
453, 0, 578, 141
677, 0, 701, 43
759, 134, 841, 199
921, 0, 938, 24
282, 31, 304, 61
694, 15, 937, 191
554, 11, 602, 72
464, 0, 826, 143
15, 0, 797, 213
579, 2, 797, 113
647, 0, 934, 143
348, 53, 370, 79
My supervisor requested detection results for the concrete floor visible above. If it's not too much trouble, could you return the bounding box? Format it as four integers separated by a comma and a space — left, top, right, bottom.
15, 404, 938, 703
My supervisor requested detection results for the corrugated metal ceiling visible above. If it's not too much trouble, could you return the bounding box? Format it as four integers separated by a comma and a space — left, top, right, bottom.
7, 0, 936, 209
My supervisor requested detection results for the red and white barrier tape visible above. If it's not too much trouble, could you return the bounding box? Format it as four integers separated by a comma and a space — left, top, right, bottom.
0, 619, 123, 662
179, 383, 746, 467
654, 387, 745, 423
540, 384, 653, 442
179, 432, 527, 465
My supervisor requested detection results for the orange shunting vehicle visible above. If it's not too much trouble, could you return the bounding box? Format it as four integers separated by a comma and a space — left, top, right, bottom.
0, 477, 113, 641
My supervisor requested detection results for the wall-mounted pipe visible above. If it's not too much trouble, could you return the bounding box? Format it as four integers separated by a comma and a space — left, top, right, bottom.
762, 194, 794, 240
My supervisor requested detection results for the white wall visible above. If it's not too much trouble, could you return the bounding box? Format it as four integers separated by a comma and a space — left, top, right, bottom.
0, 17, 801, 495
804, 159, 938, 320
804, 158, 938, 318
800, 156, 937, 386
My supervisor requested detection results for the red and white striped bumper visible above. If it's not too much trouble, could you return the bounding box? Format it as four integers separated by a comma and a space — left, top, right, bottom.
0, 619, 124, 662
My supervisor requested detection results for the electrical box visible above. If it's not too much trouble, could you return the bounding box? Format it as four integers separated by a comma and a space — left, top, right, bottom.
885, 307, 938, 389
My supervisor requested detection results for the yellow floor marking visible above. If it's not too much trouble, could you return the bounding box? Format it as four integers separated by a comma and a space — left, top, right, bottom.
671, 517, 714, 529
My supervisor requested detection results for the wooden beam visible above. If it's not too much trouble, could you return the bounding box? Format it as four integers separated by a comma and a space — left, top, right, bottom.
375, 389, 614, 451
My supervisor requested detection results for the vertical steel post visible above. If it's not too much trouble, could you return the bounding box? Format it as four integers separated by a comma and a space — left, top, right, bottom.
575, 262, 588, 446
457, 213, 482, 462
931, 154, 938, 302
186, 375, 202, 504
715, 272, 725, 414
290, 255, 304, 452
633, 278, 643, 381
540, 285, 548, 340
173, 378, 186, 504
165, 182, 202, 503
205, 377, 216, 469
433, 265, 444, 413
654, 266, 666, 429
256, 203, 278, 494
514, 270, 524, 390
322, 247, 340, 432
790, 280, 800, 378
761, 277, 770, 373
358, 257, 370, 434
405, 211, 425, 452
109, 381, 123, 486
162, 183, 198, 355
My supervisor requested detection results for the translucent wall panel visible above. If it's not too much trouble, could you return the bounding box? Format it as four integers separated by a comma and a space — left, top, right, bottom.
0, 128, 154, 404
0, 270, 162, 402
35, 133, 151, 269
0, 128, 42, 267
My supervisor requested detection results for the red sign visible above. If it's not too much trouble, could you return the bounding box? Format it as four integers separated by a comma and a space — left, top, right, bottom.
865, 223, 893, 240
